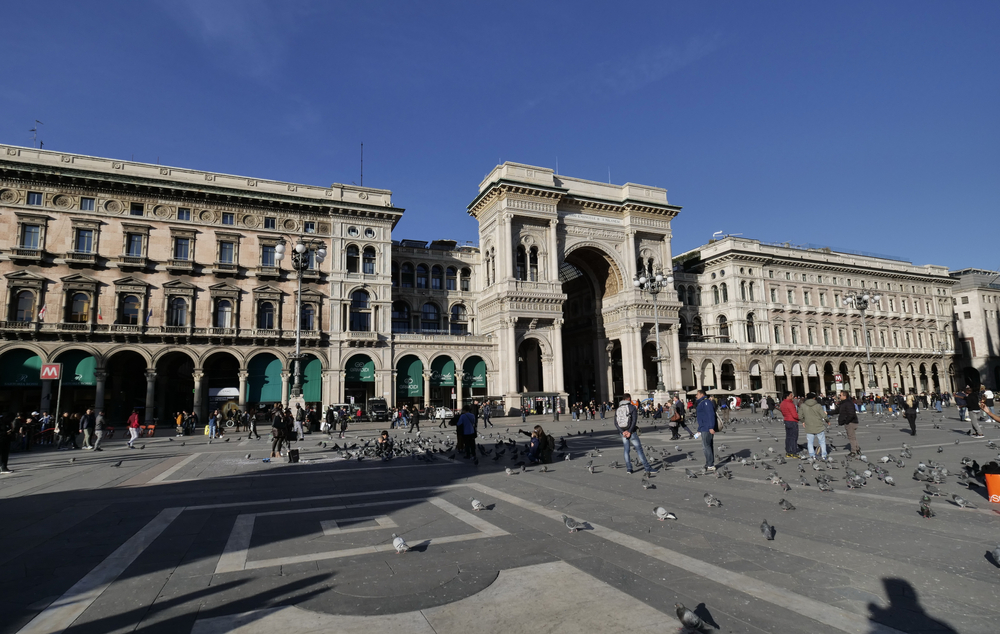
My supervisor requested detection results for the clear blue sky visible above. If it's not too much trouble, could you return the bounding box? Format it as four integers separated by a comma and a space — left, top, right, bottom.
3, 1, 997, 269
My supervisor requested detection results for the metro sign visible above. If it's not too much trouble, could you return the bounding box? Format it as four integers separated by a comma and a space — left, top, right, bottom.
40, 363, 62, 380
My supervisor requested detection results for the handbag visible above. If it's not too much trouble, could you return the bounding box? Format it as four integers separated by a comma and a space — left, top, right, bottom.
669, 411, 681, 423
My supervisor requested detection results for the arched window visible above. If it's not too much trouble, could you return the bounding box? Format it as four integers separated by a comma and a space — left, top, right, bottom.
692, 316, 703, 338
461, 268, 471, 291
718, 315, 729, 342
416, 264, 429, 289
446, 267, 457, 290
676, 286, 684, 304
346, 245, 360, 273
391, 262, 399, 287
746, 312, 756, 343
350, 290, 371, 331
712, 286, 720, 305
68, 292, 90, 323
687, 287, 696, 306
421, 302, 440, 332
489, 250, 496, 286
450, 304, 468, 335
529, 247, 539, 281
740, 281, 747, 301
300, 303, 316, 331
362, 247, 376, 275
215, 299, 233, 328
721, 283, 729, 302
401, 263, 414, 288
515, 246, 527, 281
12, 290, 35, 322
167, 297, 187, 327
391, 301, 411, 333
748, 282, 755, 301
257, 301, 275, 329
431, 265, 444, 290
678, 315, 688, 338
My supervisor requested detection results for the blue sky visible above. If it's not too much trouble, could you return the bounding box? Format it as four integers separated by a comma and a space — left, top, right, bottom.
2, 1, 997, 269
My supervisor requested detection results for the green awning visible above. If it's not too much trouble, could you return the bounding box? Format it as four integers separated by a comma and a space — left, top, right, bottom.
56, 350, 96, 387
463, 357, 487, 388
345, 354, 375, 383
248, 353, 283, 403
396, 355, 423, 397
0, 349, 42, 387
301, 355, 322, 402
430, 356, 455, 387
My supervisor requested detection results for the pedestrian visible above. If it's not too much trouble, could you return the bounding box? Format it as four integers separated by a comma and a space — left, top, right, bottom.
964, 386, 985, 438
339, 407, 348, 438
903, 392, 918, 436
80, 408, 96, 449
409, 405, 421, 434
293, 404, 305, 441
0, 414, 13, 474
208, 410, 218, 439
270, 406, 285, 458
954, 390, 967, 422
127, 409, 141, 448
521, 407, 527, 424
800, 392, 829, 461
765, 395, 776, 419
695, 389, 717, 471
779, 391, 800, 458
246, 408, 260, 440
57, 412, 79, 450
455, 405, 478, 462
614, 393, 657, 475
719, 396, 730, 428
93, 409, 106, 451
482, 401, 494, 427
984, 387, 995, 416
837, 390, 861, 456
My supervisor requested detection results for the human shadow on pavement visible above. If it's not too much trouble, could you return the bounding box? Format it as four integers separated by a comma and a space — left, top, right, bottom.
866, 578, 957, 633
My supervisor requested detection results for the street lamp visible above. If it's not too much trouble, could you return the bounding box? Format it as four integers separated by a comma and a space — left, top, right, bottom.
633, 265, 674, 397
274, 236, 327, 401
844, 291, 880, 393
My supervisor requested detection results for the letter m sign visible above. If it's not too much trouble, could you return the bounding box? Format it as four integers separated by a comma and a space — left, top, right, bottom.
40, 363, 61, 380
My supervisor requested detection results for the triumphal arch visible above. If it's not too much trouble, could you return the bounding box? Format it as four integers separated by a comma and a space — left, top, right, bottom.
468, 163, 682, 409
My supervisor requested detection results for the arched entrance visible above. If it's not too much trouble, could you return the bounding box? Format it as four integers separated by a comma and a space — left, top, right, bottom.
52, 349, 97, 415
430, 355, 456, 407
247, 353, 283, 408
720, 362, 736, 391
823, 362, 836, 394
0, 348, 43, 414
962, 367, 980, 390
155, 352, 194, 422
517, 339, 544, 393
396, 355, 423, 407
106, 350, 147, 425
297, 354, 323, 408
344, 353, 375, 405
462, 356, 488, 404
642, 343, 658, 391
807, 362, 821, 395
203, 352, 240, 418
791, 362, 805, 396
774, 362, 788, 396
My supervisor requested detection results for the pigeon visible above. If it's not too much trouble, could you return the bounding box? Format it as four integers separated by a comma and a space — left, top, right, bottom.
675, 603, 703, 632
139, 444, 145, 450
224, 437, 230, 442
704, 492, 722, 507
955, 439, 960, 445
391, 533, 409, 553
245, 453, 251, 459
471, 498, 487, 512
69, 457, 75, 463
540, 465, 548, 473
587, 464, 595, 474
654, 506, 676, 521
798, 475, 810, 487
181, 442, 185, 447
642, 476, 654, 490
952, 494, 976, 509
112, 460, 122, 467
924, 485, 942, 496
779, 499, 795, 511
761, 519, 774, 540
884, 475, 895, 486
562, 515, 584, 532
818, 481, 834, 492
993, 544, 1000, 565
937, 446, 943, 453
505, 467, 514, 476
919, 501, 935, 518
685, 468, 698, 479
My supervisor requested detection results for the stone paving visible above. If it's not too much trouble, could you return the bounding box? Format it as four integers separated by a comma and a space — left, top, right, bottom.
1, 406, 999, 634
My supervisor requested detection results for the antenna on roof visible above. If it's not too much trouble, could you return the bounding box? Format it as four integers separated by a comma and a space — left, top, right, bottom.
608, 167, 611, 184
556, 156, 558, 175
29, 120, 43, 148
360, 142, 363, 187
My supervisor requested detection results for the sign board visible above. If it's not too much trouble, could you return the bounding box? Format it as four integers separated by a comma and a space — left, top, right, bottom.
893, 383, 899, 388
834, 373, 843, 383
41, 363, 62, 380
350, 396, 355, 405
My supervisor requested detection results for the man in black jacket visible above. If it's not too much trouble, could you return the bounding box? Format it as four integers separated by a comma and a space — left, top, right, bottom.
964, 386, 985, 438
80, 409, 96, 449
837, 391, 861, 456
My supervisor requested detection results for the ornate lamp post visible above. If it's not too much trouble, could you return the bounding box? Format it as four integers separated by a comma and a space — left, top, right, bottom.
274, 236, 327, 402
633, 265, 674, 400
844, 291, 880, 393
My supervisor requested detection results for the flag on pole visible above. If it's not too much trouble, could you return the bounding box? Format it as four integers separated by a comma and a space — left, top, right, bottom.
145, 309, 153, 325
37, 304, 46, 321
98, 306, 103, 321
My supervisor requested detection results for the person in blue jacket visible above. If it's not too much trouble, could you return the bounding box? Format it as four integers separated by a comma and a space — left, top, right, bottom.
695, 389, 717, 471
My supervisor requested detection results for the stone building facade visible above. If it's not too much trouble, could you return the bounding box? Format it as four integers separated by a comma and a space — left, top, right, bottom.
949, 268, 1000, 392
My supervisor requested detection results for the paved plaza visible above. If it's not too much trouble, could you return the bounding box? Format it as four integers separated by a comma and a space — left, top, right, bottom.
1, 408, 998, 634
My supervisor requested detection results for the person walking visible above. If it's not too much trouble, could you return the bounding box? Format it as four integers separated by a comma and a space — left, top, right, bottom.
270, 406, 285, 458
409, 405, 421, 434
293, 404, 305, 441
964, 386, 986, 438
482, 401, 494, 428
779, 391, 800, 458
614, 393, 657, 475
669, 395, 696, 439
837, 390, 861, 456
765, 395, 776, 420
695, 389, 717, 471
208, 410, 218, 440
0, 415, 13, 474
455, 405, 478, 463
127, 409, 141, 448
93, 410, 106, 451
57, 412, 79, 450
79, 408, 96, 449
903, 392, 918, 436
800, 392, 829, 461
246, 408, 260, 440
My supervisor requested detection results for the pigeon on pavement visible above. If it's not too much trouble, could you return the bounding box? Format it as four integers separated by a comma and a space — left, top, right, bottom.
505, 467, 514, 476
391, 533, 409, 553
245, 453, 251, 459
685, 468, 698, 479
642, 476, 654, 490
471, 498, 487, 512
654, 506, 676, 521
993, 545, 1000, 565
112, 460, 122, 467
952, 494, 976, 509
818, 481, 834, 492
779, 499, 795, 511
761, 519, 774, 540
562, 515, 584, 532
675, 603, 704, 632
704, 492, 722, 507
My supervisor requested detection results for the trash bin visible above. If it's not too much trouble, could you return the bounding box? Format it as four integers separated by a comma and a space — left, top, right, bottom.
986, 473, 1000, 504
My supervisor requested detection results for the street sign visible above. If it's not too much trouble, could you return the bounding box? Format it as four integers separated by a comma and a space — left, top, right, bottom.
893, 383, 898, 388
833, 373, 843, 383
40, 363, 61, 380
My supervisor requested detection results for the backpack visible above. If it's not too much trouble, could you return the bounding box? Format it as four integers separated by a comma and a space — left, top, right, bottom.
615, 403, 632, 430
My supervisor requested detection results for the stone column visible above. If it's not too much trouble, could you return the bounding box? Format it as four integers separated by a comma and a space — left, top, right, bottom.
422, 372, 431, 410
548, 218, 559, 281
503, 214, 514, 281
192, 370, 205, 424
595, 338, 610, 401
605, 341, 616, 400
144, 370, 156, 424
94, 370, 107, 410
455, 371, 463, 409
550, 319, 566, 394
505, 318, 518, 395
625, 229, 637, 278
237, 370, 248, 411
280, 371, 290, 408
670, 327, 682, 392
391, 369, 398, 407
321, 370, 335, 408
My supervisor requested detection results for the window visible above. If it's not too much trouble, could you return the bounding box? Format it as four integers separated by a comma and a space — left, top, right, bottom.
68, 292, 90, 323
961, 296, 969, 304
918, 332, 923, 348
787, 289, 794, 304
304, 221, 316, 234
264, 217, 276, 230
901, 299, 907, 312
120, 295, 140, 325
688, 287, 697, 305
803, 291, 811, 306
879, 331, 886, 347
347, 226, 359, 237
177, 207, 191, 221
963, 311, 972, 319
807, 327, 814, 345
746, 313, 756, 343
768, 270, 774, 279
219, 241, 235, 264
130, 203, 144, 216
450, 304, 468, 335
819, 292, 826, 306
261, 245, 276, 267
257, 302, 275, 329
773, 325, 782, 344
350, 290, 371, 331
712, 286, 720, 305
720, 283, 728, 302
718, 315, 729, 342
215, 299, 233, 328
346, 245, 359, 273
401, 263, 414, 288
80, 197, 95, 211
770, 288, 777, 302
791, 326, 798, 345
461, 268, 471, 291
126, 234, 143, 257
889, 298, 895, 311
823, 328, 830, 345
391, 263, 399, 287
529, 247, 539, 281
391, 301, 410, 333
838, 330, 845, 346
446, 267, 457, 291
925, 301, 932, 314
27, 191, 42, 206
834, 294, 841, 307
852, 329, 859, 346
363, 247, 376, 275
364, 228, 375, 239
515, 246, 527, 281
74, 228, 94, 253
431, 265, 443, 290
300, 304, 315, 331
11, 290, 34, 322
221, 212, 235, 226
785, 272, 791, 280
905, 332, 912, 347
21, 225, 40, 249
167, 297, 188, 327
173, 238, 190, 260
748, 282, 755, 301
893, 331, 899, 347
817, 275, 823, 283
416, 264, 429, 289
421, 302, 440, 332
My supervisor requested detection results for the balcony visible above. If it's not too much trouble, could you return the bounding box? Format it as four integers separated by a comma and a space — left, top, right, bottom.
209, 327, 237, 336
117, 255, 148, 270
0, 320, 39, 333
344, 330, 378, 347
252, 328, 281, 338
213, 261, 238, 276
256, 265, 280, 279
9, 247, 44, 262
110, 324, 143, 334
393, 331, 491, 344
166, 259, 194, 273
64, 251, 97, 266
301, 269, 322, 281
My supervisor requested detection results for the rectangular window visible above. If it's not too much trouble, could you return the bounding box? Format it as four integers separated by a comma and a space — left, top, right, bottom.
791, 327, 799, 345
768, 270, 774, 279
961, 296, 969, 304
852, 330, 859, 346
964, 311, 972, 319
807, 328, 814, 345
130, 203, 144, 216
261, 245, 275, 267
222, 212, 235, 226
926, 301, 932, 314
431, 275, 442, 290
126, 234, 143, 257
787, 290, 794, 304
304, 221, 316, 234
773, 326, 781, 344
817, 275, 823, 283
80, 197, 95, 211
889, 298, 895, 311
770, 288, 777, 302
21, 225, 40, 248
819, 292, 826, 306
803, 291, 811, 306
835, 294, 841, 307
461, 275, 470, 292
27, 191, 43, 206
847, 279, 852, 287
901, 299, 907, 312
838, 330, 845, 346
264, 217, 276, 230
785, 272, 791, 280
219, 241, 235, 263
174, 238, 190, 260
75, 229, 94, 253
823, 328, 830, 345
177, 207, 191, 221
